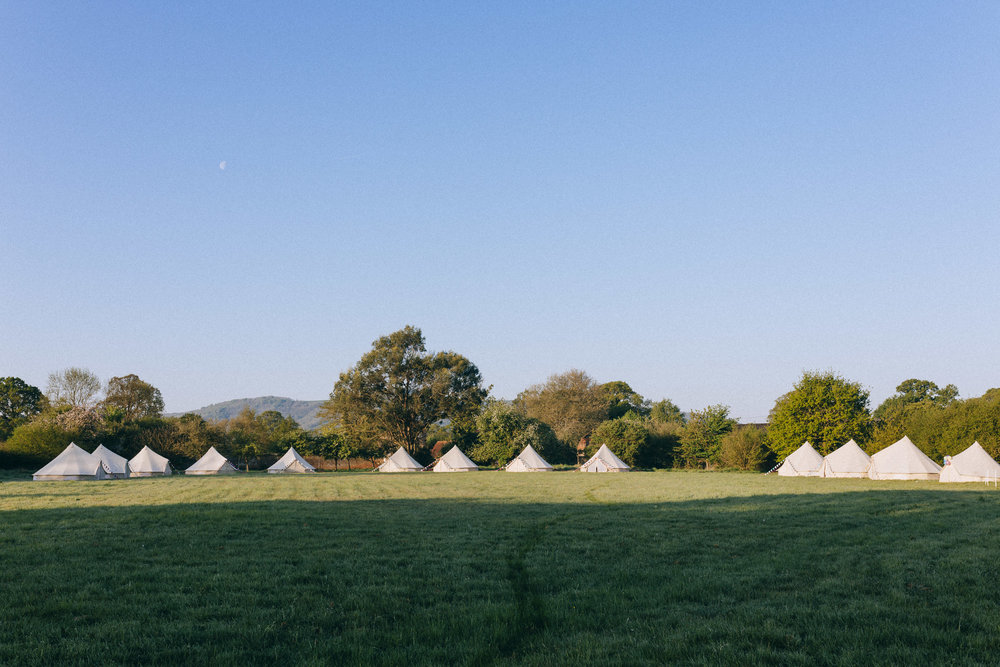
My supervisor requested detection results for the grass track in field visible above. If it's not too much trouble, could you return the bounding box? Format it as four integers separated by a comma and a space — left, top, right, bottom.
1, 471, 999, 665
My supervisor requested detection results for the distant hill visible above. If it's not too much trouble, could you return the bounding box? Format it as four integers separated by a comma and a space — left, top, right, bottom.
169, 396, 327, 431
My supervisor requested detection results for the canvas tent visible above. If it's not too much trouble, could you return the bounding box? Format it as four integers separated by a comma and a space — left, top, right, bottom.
376, 447, 424, 472
819, 439, 870, 478
432, 446, 478, 472
777, 441, 824, 477
940, 442, 1000, 483
579, 444, 630, 472
33, 443, 111, 481
868, 436, 941, 481
92, 444, 130, 479
129, 446, 172, 477
185, 447, 238, 475
505, 444, 554, 472
267, 447, 316, 474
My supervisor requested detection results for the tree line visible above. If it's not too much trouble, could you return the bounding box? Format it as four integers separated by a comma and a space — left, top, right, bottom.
3, 327, 1000, 470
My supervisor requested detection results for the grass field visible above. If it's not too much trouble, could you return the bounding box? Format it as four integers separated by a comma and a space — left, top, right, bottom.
2, 470, 999, 665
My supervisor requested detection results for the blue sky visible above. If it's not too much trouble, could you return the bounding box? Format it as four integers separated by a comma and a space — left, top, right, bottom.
2, 2, 999, 420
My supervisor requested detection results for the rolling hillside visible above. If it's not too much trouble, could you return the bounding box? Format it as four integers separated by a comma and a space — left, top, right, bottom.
170, 396, 326, 431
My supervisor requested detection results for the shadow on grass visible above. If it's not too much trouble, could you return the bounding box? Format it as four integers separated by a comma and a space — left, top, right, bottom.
1, 490, 999, 665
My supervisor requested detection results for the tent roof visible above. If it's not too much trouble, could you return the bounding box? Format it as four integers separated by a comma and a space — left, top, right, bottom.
186, 446, 236, 473
822, 439, 870, 473
378, 446, 424, 471
778, 441, 824, 474
506, 444, 553, 470
92, 444, 129, 475
947, 441, 1000, 478
35, 442, 106, 478
129, 445, 171, 473
870, 436, 941, 474
434, 445, 478, 471
267, 447, 315, 472
581, 444, 630, 471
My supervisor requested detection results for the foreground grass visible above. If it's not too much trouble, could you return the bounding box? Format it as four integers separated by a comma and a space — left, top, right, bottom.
1, 471, 999, 665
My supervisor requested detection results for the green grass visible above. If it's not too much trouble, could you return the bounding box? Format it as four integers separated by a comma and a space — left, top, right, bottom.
1, 471, 999, 665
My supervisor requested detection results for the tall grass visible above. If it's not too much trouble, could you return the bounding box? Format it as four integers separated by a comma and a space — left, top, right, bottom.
1, 472, 998, 665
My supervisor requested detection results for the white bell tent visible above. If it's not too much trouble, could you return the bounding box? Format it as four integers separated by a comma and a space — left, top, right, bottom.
185, 447, 238, 475
579, 444, 630, 472
92, 444, 130, 478
939, 442, 1000, 483
505, 444, 553, 472
376, 447, 424, 472
777, 441, 824, 477
432, 446, 478, 472
128, 446, 172, 477
867, 436, 941, 481
267, 447, 316, 473
33, 443, 111, 481
819, 439, 871, 478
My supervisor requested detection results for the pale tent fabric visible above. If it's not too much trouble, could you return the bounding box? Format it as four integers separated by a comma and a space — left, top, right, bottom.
33, 442, 111, 481
376, 447, 424, 472
185, 446, 238, 475
267, 447, 316, 474
129, 446, 172, 477
92, 444, 130, 478
868, 436, 941, 481
940, 442, 1000, 483
820, 439, 871, 478
432, 445, 479, 472
505, 444, 554, 472
579, 444, 631, 472
777, 441, 824, 477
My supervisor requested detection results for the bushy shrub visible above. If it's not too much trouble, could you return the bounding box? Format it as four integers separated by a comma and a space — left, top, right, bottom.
677, 405, 736, 468
587, 415, 681, 468
470, 400, 567, 466
588, 417, 648, 467
719, 426, 771, 471
1, 421, 80, 467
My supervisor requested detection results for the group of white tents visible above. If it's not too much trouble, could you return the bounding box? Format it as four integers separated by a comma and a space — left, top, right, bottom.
777, 436, 1000, 483
377, 442, 631, 473
32, 441, 631, 481
373, 442, 631, 473
32, 443, 317, 481
34, 444, 173, 481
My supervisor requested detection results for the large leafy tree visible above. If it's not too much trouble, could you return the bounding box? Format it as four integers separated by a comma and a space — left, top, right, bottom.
768, 370, 872, 458
515, 369, 608, 448
103, 374, 165, 421
0, 377, 47, 441
47, 367, 102, 409
319, 326, 488, 455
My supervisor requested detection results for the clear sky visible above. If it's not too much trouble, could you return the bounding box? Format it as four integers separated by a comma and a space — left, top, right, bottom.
3, 2, 999, 421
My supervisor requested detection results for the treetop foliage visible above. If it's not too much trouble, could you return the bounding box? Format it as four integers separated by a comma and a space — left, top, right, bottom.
0, 377, 47, 441
768, 370, 872, 458
601, 381, 651, 420
319, 326, 488, 456
515, 369, 608, 447
46, 367, 102, 410
103, 374, 165, 421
